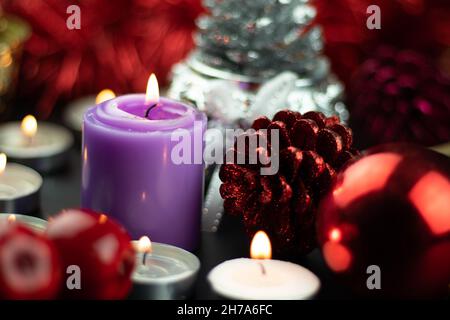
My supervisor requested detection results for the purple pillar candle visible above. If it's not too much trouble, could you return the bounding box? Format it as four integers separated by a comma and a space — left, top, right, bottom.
82, 88, 206, 251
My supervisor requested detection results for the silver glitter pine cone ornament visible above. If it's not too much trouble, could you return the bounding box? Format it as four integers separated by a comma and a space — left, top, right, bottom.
168, 0, 348, 124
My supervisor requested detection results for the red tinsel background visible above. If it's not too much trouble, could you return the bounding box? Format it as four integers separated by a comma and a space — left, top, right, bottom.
1, 0, 204, 118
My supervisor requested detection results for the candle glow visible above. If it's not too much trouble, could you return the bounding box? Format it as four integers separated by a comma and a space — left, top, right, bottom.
250, 231, 272, 260
136, 236, 152, 254
329, 228, 342, 242
0, 153, 6, 174
8, 214, 16, 223
21, 115, 38, 138
98, 214, 108, 224
145, 74, 159, 105
95, 89, 116, 105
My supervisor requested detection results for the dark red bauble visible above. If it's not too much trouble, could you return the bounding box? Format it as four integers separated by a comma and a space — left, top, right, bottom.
317, 144, 450, 298
47, 209, 135, 299
349, 46, 450, 147
315, 0, 450, 86
0, 223, 62, 300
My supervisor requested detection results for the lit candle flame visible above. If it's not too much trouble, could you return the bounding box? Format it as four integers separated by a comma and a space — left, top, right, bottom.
0, 153, 6, 174
329, 228, 342, 242
21, 115, 38, 138
145, 73, 159, 105
250, 231, 272, 260
136, 236, 152, 254
8, 214, 16, 223
95, 89, 116, 104
98, 214, 108, 224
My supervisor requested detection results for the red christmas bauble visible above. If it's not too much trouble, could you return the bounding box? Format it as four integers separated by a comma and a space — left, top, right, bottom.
0, 223, 61, 300
317, 144, 450, 298
47, 208, 135, 299
349, 46, 450, 147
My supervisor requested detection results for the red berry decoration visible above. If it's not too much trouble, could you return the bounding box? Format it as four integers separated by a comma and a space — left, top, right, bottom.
0, 223, 61, 300
220, 110, 359, 256
46, 209, 135, 299
317, 144, 450, 298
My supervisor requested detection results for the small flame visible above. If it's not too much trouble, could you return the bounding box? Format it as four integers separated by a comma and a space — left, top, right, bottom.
8, 214, 16, 223
98, 214, 108, 224
0, 153, 6, 174
250, 231, 272, 260
95, 89, 116, 104
21, 115, 38, 138
145, 73, 159, 105
329, 228, 342, 242
136, 236, 152, 254
83, 147, 88, 162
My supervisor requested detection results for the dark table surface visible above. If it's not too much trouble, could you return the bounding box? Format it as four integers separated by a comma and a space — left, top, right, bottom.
38, 146, 351, 300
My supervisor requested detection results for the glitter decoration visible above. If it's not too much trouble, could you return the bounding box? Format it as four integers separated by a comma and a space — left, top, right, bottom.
219, 110, 359, 256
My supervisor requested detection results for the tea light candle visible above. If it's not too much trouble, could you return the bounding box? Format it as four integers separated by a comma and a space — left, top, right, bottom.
64, 89, 116, 132
0, 115, 74, 173
0, 213, 48, 233
208, 231, 321, 300
0, 153, 42, 213
130, 236, 200, 300
82, 74, 206, 251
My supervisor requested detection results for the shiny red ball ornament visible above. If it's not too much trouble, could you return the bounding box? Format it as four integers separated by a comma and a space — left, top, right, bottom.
0, 223, 61, 300
47, 209, 135, 299
317, 144, 450, 298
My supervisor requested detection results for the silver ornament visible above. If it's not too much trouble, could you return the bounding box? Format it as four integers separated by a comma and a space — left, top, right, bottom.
168, 0, 348, 232
168, 54, 347, 125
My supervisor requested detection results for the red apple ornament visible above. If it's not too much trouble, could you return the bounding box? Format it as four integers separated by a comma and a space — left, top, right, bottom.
317, 144, 450, 298
0, 223, 61, 299
47, 209, 135, 299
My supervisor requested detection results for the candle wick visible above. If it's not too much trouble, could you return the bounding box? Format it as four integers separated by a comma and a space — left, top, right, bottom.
25, 136, 33, 147
144, 103, 158, 119
142, 252, 147, 266
259, 262, 266, 276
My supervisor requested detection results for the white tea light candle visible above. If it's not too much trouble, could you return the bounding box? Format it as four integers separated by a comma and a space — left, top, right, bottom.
64, 89, 116, 132
0, 153, 42, 213
208, 231, 320, 300
0, 115, 73, 173
130, 237, 200, 300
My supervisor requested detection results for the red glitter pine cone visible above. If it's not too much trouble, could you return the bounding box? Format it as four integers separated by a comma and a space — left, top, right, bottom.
219, 110, 359, 256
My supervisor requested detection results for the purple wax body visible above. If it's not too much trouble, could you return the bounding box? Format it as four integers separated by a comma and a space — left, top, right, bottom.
82, 94, 206, 251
